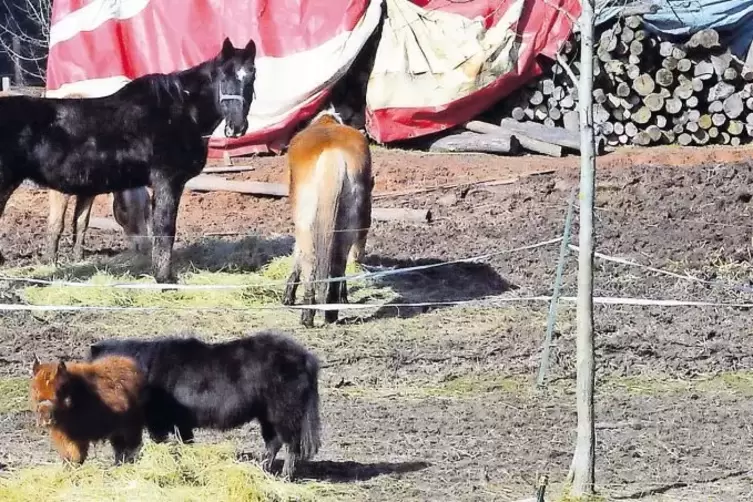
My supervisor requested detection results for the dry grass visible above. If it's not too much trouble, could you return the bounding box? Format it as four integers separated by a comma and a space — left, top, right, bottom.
329, 374, 532, 400
664, 252, 753, 283
0, 378, 28, 414
0, 442, 356, 502
605, 371, 753, 396
11, 254, 394, 312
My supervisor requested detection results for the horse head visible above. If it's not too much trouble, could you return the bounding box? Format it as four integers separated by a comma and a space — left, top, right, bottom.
214, 37, 257, 138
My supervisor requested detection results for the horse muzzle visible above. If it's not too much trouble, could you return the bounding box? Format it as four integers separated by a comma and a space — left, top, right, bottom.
36, 399, 55, 427
224, 121, 248, 138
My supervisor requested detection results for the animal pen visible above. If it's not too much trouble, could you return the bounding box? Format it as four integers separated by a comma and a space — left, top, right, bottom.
0, 0, 753, 501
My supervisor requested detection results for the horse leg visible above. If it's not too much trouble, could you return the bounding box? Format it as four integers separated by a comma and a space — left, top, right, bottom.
281, 439, 301, 481
0, 179, 22, 265
348, 191, 371, 265
147, 426, 169, 444
45, 190, 70, 265
299, 255, 316, 328
324, 243, 348, 325
71, 195, 95, 262
110, 425, 142, 465
113, 188, 152, 254
259, 417, 281, 473
150, 180, 183, 283
176, 424, 194, 444
274, 422, 301, 480
282, 246, 301, 306
348, 229, 369, 264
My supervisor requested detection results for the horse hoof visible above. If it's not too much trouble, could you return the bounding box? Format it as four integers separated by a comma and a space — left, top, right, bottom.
154, 273, 178, 284
300, 312, 315, 328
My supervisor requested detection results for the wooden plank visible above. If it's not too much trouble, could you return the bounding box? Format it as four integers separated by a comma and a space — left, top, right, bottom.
464, 121, 563, 157
92, 207, 431, 229
372, 207, 432, 224
185, 175, 289, 197
428, 131, 520, 155
498, 118, 602, 153
202, 166, 256, 174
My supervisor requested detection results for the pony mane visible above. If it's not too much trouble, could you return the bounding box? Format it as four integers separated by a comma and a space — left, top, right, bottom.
311, 104, 344, 126
128, 72, 188, 104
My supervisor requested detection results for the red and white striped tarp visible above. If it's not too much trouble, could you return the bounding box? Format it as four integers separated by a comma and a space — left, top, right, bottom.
46, 0, 579, 156
45, 0, 383, 157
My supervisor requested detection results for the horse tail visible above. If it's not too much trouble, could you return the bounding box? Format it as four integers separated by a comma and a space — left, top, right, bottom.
295, 147, 346, 307
299, 354, 321, 460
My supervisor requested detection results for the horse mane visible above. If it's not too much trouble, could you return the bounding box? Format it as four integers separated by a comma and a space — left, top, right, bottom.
146, 73, 187, 103
120, 72, 188, 105
311, 104, 344, 127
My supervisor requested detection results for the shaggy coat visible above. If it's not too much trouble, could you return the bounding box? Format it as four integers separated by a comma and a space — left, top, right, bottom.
30, 355, 147, 465
282, 107, 373, 327
0, 37, 257, 282
89, 329, 321, 479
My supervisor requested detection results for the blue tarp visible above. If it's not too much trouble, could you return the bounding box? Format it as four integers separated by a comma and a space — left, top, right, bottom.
596, 0, 753, 59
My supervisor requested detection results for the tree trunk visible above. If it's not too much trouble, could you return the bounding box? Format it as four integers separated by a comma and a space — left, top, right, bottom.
569, 0, 596, 495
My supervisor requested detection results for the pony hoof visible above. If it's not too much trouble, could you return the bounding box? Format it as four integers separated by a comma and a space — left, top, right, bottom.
155, 273, 178, 284
300, 312, 315, 328
281, 469, 295, 482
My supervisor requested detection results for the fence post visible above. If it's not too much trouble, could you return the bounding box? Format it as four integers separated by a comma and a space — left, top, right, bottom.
12, 36, 23, 86
536, 186, 577, 388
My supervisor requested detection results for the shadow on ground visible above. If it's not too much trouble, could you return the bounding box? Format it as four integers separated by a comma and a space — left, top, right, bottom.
237, 451, 430, 483
340, 254, 517, 323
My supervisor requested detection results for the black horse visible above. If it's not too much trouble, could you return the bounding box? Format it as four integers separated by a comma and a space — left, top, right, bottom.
0, 37, 257, 282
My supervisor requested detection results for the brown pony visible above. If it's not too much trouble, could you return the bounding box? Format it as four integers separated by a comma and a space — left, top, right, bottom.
42, 92, 152, 265
30, 355, 146, 465
282, 106, 373, 327
46, 187, 152, 264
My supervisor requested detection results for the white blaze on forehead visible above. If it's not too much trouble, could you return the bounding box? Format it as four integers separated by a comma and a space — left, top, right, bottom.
236, 68, 248, 82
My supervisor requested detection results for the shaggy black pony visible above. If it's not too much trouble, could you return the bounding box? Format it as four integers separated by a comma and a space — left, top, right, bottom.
89, 329, 321, 480
0, 37, 257, 282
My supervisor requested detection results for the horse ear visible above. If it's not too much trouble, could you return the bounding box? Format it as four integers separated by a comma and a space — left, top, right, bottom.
220, 37, 235, 60
57, 360, 67, 375
244, 39, 257, 60
32, 354, 41, 374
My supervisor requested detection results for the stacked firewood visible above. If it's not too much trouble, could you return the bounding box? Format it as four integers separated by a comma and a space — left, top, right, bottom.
502, 16, 753, 148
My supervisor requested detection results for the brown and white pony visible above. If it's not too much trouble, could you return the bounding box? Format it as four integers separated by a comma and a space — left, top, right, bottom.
46, 187, 152, 264
282, 106, 373, 327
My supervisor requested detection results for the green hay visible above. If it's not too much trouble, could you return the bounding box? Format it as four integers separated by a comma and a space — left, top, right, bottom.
15, 255, 390, 311
0, 442, 356, 502
0, 378, 29, 414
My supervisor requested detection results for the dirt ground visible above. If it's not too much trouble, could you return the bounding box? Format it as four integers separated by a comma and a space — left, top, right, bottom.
0, 144, 752, 501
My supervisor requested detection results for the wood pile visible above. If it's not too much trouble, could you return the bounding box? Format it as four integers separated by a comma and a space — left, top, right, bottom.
501, 17, 753, 148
